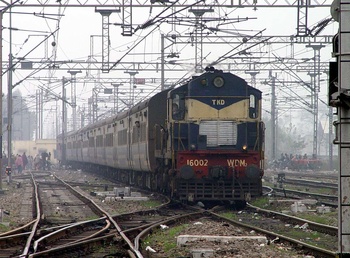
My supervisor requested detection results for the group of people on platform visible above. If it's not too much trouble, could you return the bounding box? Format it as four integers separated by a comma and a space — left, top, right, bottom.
2, 151, 51, 175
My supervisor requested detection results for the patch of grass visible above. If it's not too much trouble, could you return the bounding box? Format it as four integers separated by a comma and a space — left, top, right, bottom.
142, 224, 188, 252
297, 212, 338, 226
295, 186, 335, 196
264, 244, 304, 257
220, 212, 237, 220
85, 215, 100, 220
250, 197, 270, 207
139, 200, 162, 208
280, 228, 321, 240
94, 240, 123, 254
273, 226, 337, 250
0, 223, 9, 232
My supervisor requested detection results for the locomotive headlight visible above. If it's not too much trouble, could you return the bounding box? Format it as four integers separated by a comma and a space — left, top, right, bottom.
242, 145, 248, 152
213, 76, 224, 88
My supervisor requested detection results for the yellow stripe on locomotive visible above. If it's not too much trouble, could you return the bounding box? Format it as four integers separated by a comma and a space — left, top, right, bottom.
187, 98, 259, 120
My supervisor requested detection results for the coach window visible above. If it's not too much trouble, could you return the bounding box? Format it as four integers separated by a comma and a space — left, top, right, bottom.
172, 93, 185, 120
249, 94, 257, 118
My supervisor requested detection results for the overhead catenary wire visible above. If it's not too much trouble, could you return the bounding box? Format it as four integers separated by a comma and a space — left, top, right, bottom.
2, 27, 59, 76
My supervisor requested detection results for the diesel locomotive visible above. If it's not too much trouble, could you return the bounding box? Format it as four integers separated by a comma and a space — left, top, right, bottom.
57, 67, 265, 203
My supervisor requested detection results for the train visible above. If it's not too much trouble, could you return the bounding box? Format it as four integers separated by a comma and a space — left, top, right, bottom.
271, 154, 324, 171
56, 67, 265, 203
289, 157, 323, 171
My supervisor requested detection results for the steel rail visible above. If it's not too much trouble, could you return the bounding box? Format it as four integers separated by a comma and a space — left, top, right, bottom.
208, 211, 337, 258
133, 211, 204, 251
0, 220, 36, 237
53, 174, 144, 258
29, 233, 118, 257
32, 216, 109, 252
20, 173, 42, 257
246, 203, 338, 236
284, 178, 338, 189
272, 187, 338, 201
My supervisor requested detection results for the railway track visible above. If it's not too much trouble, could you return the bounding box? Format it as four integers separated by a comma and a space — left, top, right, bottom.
38, 175, 101, 224
265, 170, 337, 189
0, 172, 41, 257
264, 170, 338, 207
0, 171, 101, 257
126, 204, 338, 257
32, 201, 193, 256
0, 169, 339, 257
30, 202, 202, 257
265, 169, 338, 179
213, 209, 337, 258
32, 173, 146, 257
0, 171, 157, 257
283, 178, 337, 190
271, 187, 338, 208
245, 203, 337, 236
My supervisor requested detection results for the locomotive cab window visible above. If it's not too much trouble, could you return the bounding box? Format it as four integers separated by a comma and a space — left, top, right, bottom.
172, 93, 185, 120
249, 94, 258, 118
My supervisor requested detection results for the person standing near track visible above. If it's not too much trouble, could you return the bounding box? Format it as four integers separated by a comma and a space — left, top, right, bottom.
15, 155, 24, 174
34, 154, 41, 170
41, 151, 49, 170
22, 152, 28, 171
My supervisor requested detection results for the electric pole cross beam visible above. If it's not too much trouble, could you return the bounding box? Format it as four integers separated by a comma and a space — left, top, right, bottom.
2, 1, 332, 8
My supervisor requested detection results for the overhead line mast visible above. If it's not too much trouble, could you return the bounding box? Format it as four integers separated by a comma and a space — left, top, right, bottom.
330, 0, 350, 256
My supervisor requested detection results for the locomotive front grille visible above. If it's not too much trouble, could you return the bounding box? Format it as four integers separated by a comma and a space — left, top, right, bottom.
177, 180, 262, 201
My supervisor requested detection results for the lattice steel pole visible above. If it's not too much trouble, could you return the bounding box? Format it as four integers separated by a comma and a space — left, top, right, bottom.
334, 0, 350, 255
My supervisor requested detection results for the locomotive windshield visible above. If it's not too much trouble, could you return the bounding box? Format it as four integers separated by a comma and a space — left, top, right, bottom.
249, 94, 258, 118
172, 93, 185, 120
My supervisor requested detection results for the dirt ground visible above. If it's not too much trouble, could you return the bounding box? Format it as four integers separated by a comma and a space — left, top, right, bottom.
143, 218, 313, 258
